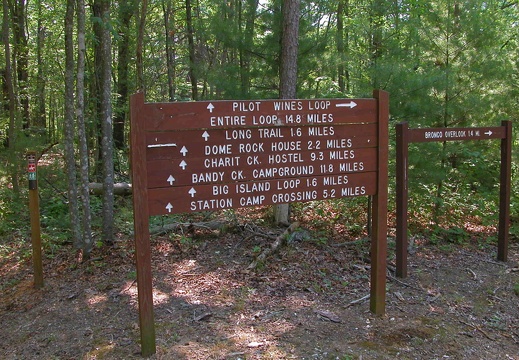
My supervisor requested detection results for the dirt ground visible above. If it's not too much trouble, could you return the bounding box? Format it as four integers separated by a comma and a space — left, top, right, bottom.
1, 209, 518, 360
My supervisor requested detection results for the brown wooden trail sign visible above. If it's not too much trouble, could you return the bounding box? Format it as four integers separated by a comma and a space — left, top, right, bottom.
130, 90, 389, 356
395, 121, 512, 279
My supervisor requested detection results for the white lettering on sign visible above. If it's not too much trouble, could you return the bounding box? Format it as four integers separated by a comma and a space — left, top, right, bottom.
210, 115, 246, 126
225, 129, 252, 140
273, 100, 303, 111
327, 139, 352, 148
205, 144, 232, 155
271, 141, 301, 152
276, 179, 301, 190
268, 153, 304, 164
204, 156, 240, 168
306, 113, 333, 123
190, 198, 233, 211
329, 150, 355, 160
425, 131, 443, 139
341, 186, 366, 196
445, 130, 467, 138
252, 114, 281, 125
323, 175, 349, 186
231, 170, 245, 180
192, 172, 225, 183
240, 195, 266, 206
258, 128, 284, 138
252, 165, 314, 179
246, 156, 260, 165
340, 162, 365, 172
239, 143, 264, 153
308, 126, 335, 136
232, 101, 261, 112
308, 100, 331, 110
272, 190, 318, 203
212, 185, 228, 195
235, 181, 271, 193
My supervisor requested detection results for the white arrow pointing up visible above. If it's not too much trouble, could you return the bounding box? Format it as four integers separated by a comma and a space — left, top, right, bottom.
202, 131, 210, 141
207, 103, 215, 113
335, 101, 357, 108
179, 160, 187, 170
167, 175, 175, 185
484, 130, 493, 136
188, 188, 197, 197
180, 146, 188, 156
165, 203, 173, 213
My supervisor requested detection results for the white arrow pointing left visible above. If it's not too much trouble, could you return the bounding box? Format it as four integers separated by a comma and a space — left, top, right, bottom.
147, 143, 177, 148
165, 203, 173, 213
188, 188, 197, 197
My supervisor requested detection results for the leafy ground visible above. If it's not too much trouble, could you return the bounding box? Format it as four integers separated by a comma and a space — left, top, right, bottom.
0, 206, 518, 360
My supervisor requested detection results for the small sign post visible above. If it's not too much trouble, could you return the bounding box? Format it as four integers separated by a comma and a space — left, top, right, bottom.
27, 152, 43, 288
395, 121, 512, 278
130, 91, 389, 356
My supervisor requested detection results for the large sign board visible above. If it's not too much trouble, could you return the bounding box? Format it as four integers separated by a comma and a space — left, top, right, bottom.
395, 122, 512, 278
130, 91, 389, 356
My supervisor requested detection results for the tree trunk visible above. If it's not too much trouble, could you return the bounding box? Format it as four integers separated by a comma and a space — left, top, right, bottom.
65, 0, 81, 249
185, 0, 197, 100
136, 0, 147, 91
114, 0, 135, 149
240, 0, 258, 97
77, 0, 93, 256
163, 0, 176, 101
275, 0, 300, 225
12, 0, 29, 129
336, 0, 350, 94
35, 1, 46, 130
3, 0, 19, 193
98, 0, 115, 244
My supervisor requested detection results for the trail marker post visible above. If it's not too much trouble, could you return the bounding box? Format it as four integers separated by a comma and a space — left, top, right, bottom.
130, 90, 389, 356
27, 151, 43, 288
395, 121, 512, 278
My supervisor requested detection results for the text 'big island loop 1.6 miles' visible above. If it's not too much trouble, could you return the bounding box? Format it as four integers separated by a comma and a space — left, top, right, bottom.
140, 98, 380, 215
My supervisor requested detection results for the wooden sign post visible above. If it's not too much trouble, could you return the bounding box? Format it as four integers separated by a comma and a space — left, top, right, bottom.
27, 151, 43, 289
130, 90, 389, 356
395, 121, 512, 278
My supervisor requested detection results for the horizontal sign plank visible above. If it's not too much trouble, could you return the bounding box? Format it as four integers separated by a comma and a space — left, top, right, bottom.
145, 123, 377, 161
147, 172, 377, 215
137, 98, 377, 131
408, 126, 506, 143
146, 147, 377, 188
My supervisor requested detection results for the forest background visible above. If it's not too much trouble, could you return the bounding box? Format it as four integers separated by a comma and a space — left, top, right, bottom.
1, 0, 518, 258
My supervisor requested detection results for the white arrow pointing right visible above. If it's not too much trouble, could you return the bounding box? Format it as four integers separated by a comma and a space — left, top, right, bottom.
484, 130, 492, 136
335, 101, 357, 108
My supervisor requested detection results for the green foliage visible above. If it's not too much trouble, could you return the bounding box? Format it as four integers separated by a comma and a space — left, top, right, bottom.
1, 0, 517, 256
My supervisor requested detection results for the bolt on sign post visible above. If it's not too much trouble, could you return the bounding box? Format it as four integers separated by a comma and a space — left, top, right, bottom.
27, 152, 44, 288
395, 121, 512, 278
130, 90, 389, 356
